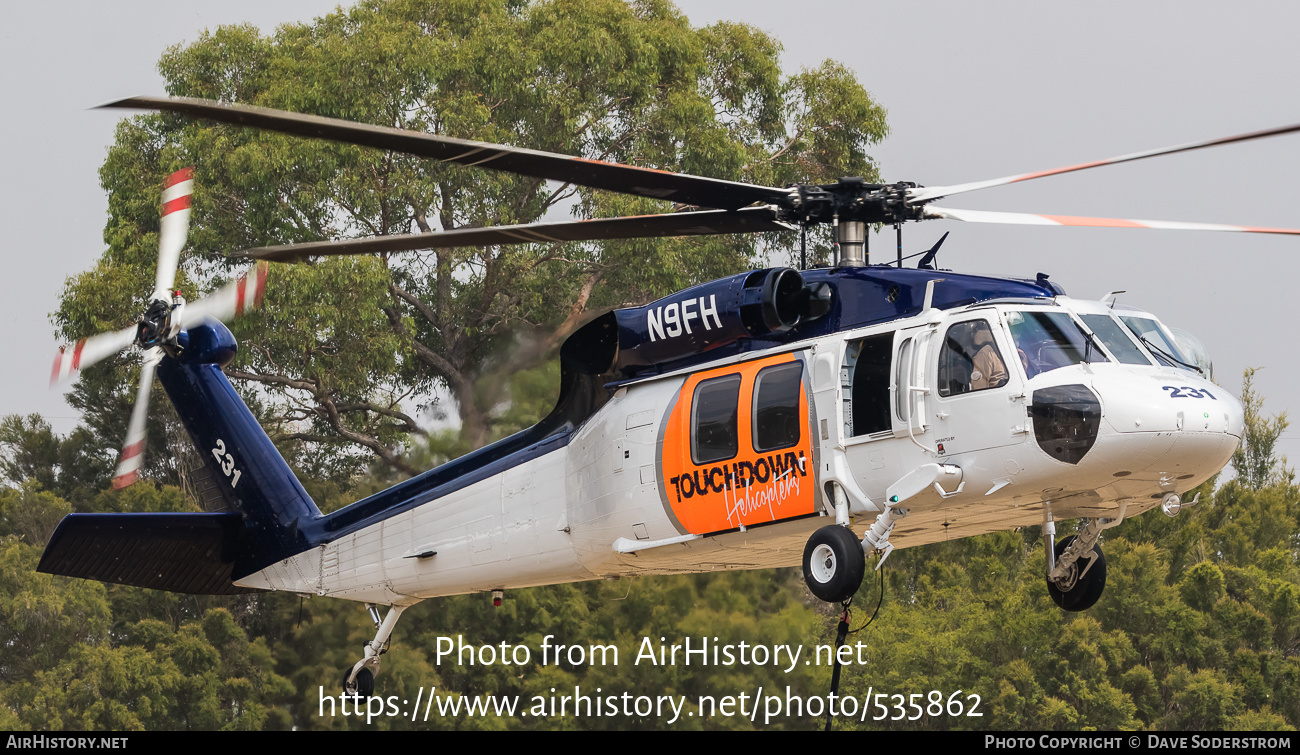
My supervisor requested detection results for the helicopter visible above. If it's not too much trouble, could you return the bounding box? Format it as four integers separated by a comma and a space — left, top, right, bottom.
38, 96, 1299, 697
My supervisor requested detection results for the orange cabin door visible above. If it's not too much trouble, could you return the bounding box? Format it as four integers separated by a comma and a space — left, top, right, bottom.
657, 353, 817, 535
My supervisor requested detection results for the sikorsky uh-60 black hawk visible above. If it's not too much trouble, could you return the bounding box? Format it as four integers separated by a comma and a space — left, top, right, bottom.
40, 97, 1300, 696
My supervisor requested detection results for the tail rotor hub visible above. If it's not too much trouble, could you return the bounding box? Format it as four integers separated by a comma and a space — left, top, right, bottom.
136, 299, 174, 350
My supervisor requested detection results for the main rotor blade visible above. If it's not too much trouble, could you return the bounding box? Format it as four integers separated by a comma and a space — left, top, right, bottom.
153, 167, 193, 302
180, 262, 269, 326
910, 122, 1300, 203
50, 325, 138, 386
112, 347, 162, 489
924, 205, 1300, 236
103, 96, 789, 211
233, 207, 792, 263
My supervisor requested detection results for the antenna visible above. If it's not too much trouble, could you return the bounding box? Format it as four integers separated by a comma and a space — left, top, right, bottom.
916, 232, 950, 270
800, 225, 807, 271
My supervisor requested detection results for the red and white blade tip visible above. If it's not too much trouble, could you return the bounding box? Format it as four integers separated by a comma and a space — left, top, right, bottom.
49, 325, 138, 387
161, 167, 194, 216
237, 261, 270, 315
111, 440, 145, 489
182, 261, 270, 328
50, 341, 86, 386
153, 167, 196, 302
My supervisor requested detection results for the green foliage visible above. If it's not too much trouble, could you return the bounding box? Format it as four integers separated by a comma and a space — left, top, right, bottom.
1231, 367, 1291, 489
0, 415, 112, 506
4, 607, 294, 730
0, 535, 111, 686
1180, 561, 1227, 613
0, 484, 72, 547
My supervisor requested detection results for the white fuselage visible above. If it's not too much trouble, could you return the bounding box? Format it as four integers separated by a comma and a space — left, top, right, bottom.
237, 297, 1242, 606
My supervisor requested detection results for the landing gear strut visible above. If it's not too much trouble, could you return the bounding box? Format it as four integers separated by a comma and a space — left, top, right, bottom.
803, 525, 866, 603
1042, 504, 1124, 612
342, 604, 408, 698
1046, 535, 1107, 611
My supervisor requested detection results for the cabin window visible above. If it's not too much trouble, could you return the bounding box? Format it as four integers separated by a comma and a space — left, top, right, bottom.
845, 333, 893, 436
692, 374, 741, 464
938, 319, 1009, 397
753, 362, 802, 452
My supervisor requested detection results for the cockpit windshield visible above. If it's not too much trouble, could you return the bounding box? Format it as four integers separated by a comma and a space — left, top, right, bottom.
1119, 315, 1202, 375
1079, 314, 1151, 365
1007, 310, 1109, 379
1168, 327, 1214, 380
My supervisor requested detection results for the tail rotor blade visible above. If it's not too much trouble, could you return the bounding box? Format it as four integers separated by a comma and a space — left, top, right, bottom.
180, 261, 269, 327
50, 324, 139, 386
153, 167, 194, 302
112, 347, 162, 489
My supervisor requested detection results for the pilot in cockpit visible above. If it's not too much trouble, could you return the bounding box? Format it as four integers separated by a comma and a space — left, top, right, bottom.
968, 322, 1008, 391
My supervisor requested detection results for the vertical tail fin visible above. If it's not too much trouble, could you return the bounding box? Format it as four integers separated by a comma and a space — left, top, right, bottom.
159, 320, 322, 578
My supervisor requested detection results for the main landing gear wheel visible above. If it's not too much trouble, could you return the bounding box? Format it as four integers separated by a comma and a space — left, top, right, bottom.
803, 525, 866, 603
1047, 535, 1107, 612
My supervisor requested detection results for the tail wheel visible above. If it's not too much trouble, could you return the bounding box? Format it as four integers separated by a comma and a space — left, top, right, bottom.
1047, 535, 1107, 612
803, 525, 866, 603
343, 666, 375, 698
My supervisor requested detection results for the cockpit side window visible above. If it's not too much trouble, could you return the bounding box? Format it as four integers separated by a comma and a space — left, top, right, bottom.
1009, 311, 1109, 379
938, 319, 1008, 397
1079, 314, 1151, 365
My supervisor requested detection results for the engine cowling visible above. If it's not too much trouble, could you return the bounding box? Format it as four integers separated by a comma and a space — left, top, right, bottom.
609, 268, 830, 378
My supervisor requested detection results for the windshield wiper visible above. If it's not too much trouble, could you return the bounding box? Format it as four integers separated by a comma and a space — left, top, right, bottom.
1069, 319, 1103, 364
1139, 335, 1204, 377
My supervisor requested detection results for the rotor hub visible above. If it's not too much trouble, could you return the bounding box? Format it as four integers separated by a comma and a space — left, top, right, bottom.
783, 178, 925, 227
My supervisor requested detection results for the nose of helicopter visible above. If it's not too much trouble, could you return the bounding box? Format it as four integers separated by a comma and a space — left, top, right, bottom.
1096, 370, 1243, 437
1078, 368, 1244, 487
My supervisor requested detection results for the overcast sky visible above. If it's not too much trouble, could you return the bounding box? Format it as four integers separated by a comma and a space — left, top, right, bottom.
4, 1, 1299, 465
